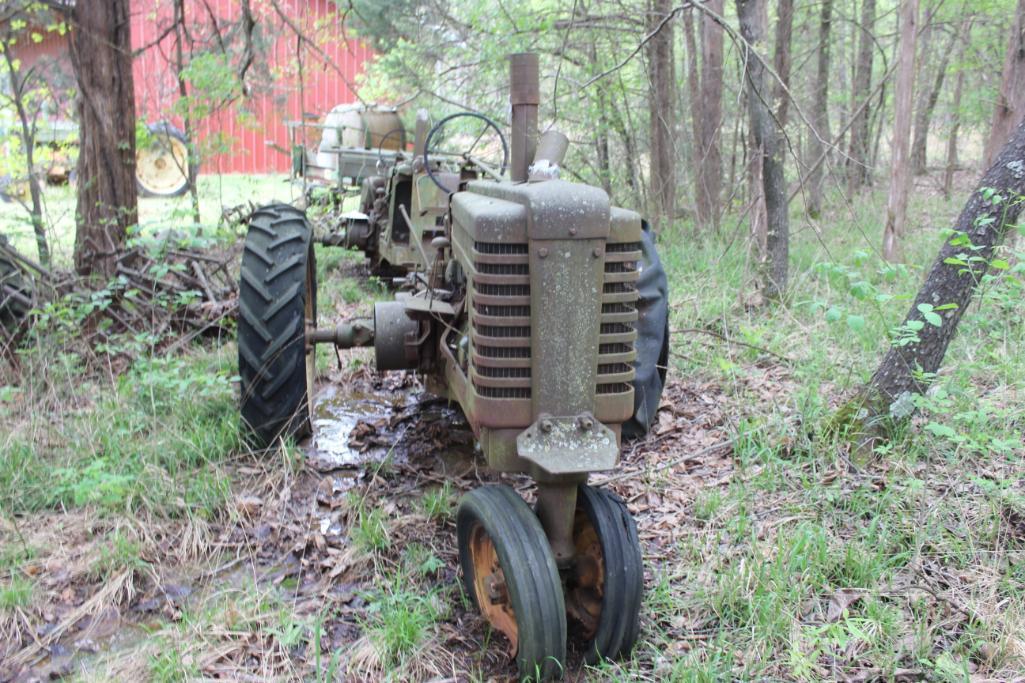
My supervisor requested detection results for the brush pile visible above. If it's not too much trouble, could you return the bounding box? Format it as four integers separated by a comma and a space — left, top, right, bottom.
0, 234, 241, 364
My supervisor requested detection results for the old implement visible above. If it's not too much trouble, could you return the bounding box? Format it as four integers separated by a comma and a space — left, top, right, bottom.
237, 53, 669, 680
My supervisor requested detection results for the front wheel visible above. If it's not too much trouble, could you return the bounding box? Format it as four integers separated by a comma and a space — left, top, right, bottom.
457, 485, 567, 681
565, 485, 643, 663
238, 203, 317, 447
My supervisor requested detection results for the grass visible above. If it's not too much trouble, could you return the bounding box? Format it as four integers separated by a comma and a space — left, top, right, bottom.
4, 170, 1025, 679
583, 176, 1025, 679
0, 174, 297, 267
0, 574, 33, 610
420, 482, 454, 521
1, 350, 241, 519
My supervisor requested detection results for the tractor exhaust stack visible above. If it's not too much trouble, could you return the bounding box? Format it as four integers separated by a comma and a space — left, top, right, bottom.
509, 53, 539, 183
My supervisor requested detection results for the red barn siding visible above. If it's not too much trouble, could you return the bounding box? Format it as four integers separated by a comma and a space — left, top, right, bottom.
131, 0, 372, 174
12, 0, 372, 174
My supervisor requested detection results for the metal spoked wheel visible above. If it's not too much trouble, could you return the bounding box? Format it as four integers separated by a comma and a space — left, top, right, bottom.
457, 485, 567, 682
136, 122, 194, 198
565, 485, 644, 663
237, 203, 317, 447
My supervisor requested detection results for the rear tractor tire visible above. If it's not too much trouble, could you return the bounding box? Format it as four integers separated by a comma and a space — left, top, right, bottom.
238, 203, 318, 447
0, 236, 33, 332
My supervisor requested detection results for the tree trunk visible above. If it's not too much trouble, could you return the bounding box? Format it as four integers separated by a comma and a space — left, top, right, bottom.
3, 50, 49, 267
772, 0, 794, 127
683, 7, 703, 225
943, 17, 973, 201
596, 89, 613, 196
847, 0, 877, 191
841, 118, 1025, 438
69, 0, 138, 279
911, 27, 955, 175
646, 0, 676, 230
608, 98, 638, 194
737, 0, 788, 298
881, 0, 919, 263
684, 0, 724, 232
982, 0, 1025, 167
749, 123, 768, 258
173, 0, 201, 228
944, 68, 966, 201
807, 0, 833, 218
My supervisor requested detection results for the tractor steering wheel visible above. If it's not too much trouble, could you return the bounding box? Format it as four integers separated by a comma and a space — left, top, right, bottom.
375, 127, 407, 170
423, 112, 508, 193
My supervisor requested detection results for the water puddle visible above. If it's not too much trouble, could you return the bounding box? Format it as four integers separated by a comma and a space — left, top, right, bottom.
306, 383, 405, 470
306, 379, 477, 477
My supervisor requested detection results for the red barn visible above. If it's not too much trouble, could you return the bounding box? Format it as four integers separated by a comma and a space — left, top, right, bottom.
12, 0, 372, 175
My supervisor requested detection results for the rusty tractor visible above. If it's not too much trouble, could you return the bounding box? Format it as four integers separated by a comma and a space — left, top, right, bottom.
237, 53, 670, 679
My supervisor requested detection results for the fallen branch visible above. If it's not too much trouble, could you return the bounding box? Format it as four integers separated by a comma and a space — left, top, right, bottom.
672, 327, 793, 365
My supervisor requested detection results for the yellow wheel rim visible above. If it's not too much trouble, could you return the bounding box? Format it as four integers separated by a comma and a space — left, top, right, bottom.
136, 136, 189, 195
469, 522, 519, 656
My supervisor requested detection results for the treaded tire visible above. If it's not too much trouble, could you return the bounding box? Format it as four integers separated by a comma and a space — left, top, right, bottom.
568, 485, 644, 663
0, 237, 33, 331
238, 203, 317, 447
457, 485, 567, 681
624, 222, 670, 438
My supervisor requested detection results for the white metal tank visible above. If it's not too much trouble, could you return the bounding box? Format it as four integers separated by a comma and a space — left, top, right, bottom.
315, 104, 405, 170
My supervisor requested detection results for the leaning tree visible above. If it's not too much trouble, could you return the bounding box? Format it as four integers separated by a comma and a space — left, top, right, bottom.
839, 118, 1025, 443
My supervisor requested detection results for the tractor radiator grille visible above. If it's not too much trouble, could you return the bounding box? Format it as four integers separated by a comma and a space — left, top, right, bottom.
471, 241, 532, 400
597, 241, 641, 396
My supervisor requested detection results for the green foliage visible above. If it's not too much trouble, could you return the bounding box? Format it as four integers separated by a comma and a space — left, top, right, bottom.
0, 350, 240, 519
361, 572, 443, 667
419, 482, 453, 521
90, 529, 150, 581
0, 574, 33, 610
351, 504, 390, 552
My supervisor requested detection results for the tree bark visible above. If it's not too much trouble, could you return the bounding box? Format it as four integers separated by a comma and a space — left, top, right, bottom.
173, 0, 201, 227
69, 0, 138, 279
683, 7, 703, 219
596, 88, 613, 196
2, 47, 49, 267
646, 0, 676, 230
684, 0, 724, 232
845, 118, 1025, 434
982, 0, 1025, 168
943, 67, 964, 201
847, 0, 877, 191
943, 17, 973, 201
772, 0, 794, 127
807, 0, 833, 218
608, 97, 638, 193
911, 27, 955, 175
881, 0, 919, 263
737, 0, 788, 298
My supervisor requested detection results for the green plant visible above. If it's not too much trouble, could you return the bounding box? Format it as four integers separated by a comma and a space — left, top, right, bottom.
420, 482, 453, 521
362, 575, 441, 666
0, 574, 33, 609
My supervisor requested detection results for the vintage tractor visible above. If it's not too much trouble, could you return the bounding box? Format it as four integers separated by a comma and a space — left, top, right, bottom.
237, 53, 670, 679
